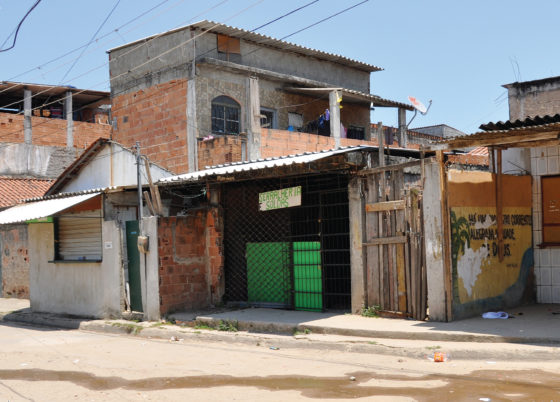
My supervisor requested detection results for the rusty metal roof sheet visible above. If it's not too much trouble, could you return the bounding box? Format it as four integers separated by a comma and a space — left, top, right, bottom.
159, 145, 375, 184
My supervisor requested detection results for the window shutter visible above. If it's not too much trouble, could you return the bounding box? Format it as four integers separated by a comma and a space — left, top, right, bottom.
57, 216, 102, 261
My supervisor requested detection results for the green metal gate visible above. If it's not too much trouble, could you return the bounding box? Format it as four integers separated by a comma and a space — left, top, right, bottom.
126, 220, 142, 312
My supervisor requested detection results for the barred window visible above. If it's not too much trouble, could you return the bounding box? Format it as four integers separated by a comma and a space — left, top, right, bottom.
211, 96, 240, 135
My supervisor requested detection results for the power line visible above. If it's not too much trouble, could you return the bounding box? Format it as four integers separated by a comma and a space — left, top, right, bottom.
59, 0, 122, 85
251, 0, 319, 31
0, 0, 42, 53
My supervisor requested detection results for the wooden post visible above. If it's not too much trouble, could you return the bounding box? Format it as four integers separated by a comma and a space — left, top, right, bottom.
437, 150, 453, 321
398, 107, 407, 148
496, 149, 504, 261
349, 177, 366, 313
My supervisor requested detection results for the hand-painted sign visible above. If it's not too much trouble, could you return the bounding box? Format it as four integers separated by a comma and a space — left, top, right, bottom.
259, 186, 302, 211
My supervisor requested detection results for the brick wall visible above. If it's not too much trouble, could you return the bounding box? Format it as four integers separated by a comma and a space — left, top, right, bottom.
0, 113, 110, 148
158, 207, 224, 314
508, 85, 560, 120
0, 224, 29, 298
112, 79, 189, 174
197, 136, 244, 168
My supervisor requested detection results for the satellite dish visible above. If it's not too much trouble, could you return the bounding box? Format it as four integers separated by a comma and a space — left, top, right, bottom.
408, 96, 428, 114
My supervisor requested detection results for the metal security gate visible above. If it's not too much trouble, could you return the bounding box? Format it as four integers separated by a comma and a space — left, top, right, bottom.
361, 165, 427, 320
223, 174, 351, 311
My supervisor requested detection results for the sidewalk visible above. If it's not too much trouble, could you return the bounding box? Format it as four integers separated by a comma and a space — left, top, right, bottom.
2, 298, 560, 360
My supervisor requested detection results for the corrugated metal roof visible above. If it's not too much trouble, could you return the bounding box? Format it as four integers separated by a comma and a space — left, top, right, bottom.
159, 146, 375, 184
479, 114, 560, 131
108, 20, 382, 73
0, 192, 101, 225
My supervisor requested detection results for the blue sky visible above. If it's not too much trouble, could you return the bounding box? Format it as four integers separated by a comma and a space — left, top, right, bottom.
1, 0, 558, 133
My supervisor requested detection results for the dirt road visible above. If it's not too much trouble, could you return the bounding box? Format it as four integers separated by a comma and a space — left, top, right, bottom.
1, 321, 559, 401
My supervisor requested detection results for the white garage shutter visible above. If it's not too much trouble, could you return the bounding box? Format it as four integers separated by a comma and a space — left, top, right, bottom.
56, 214, 102, 261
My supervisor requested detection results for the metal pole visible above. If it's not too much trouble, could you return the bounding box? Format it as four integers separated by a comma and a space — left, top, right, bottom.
136, 141, 143, 233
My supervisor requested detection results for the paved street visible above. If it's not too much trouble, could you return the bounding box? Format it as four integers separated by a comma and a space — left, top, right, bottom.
1, 321, 560, 401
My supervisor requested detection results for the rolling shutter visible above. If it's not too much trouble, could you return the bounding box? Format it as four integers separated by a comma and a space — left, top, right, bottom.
57, 214, 102, 261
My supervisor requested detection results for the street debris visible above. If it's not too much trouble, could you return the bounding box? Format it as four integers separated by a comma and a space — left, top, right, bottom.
269, 346, 279, 350
349, 376, 356, 381
482, 311, 508, 319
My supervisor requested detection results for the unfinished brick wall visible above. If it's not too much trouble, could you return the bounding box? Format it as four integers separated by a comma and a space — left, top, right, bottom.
158, 207, 224, 314
197, 136, 244, 168
508, 85, 560, 120
0, 224, 29, 298
112, 80, 189, 174
0, 113, 110, 148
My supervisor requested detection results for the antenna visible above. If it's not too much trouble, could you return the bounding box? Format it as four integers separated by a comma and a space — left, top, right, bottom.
407, 96, 432, 127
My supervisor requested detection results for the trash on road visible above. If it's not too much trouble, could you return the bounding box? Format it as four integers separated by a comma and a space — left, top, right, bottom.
432, 352, 449, 362
269, 346, 279, 350
482, 311, 508, 319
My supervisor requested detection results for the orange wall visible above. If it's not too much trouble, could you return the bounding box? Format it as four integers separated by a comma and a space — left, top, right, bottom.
0, 113, 110, 148
112, 79, 189, 174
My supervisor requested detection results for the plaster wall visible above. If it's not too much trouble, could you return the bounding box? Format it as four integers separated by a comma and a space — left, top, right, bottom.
530, 145, 560, 303
422, 161, 447, 321
28, 220, 122, 318
109, 27, 369, 96
0, 143, 78, 178
61, 143, 171, 193
0, 224, 29, 298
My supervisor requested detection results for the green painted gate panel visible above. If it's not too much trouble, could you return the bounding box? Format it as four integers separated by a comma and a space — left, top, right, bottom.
293, 241, 322, 311
246, 242, 291, 306
126, 220, 143, 312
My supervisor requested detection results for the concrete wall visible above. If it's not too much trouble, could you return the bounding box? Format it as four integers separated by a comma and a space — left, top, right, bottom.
530, 145, 560, 303
61, 143, 172, 193
109, 27, 369, 96
157, 208, 224, 315
447, 170, 533, 319
0, 143, 78, 179
0, 224, 29, 298
422, 160, 448, 321
506, 79, 560, 120
28, 220, 122, 318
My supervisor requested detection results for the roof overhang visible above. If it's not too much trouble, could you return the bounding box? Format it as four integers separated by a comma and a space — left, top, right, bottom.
0, 81, 109, 106
0, 192, 101, 225
426, 122, 560, 151
158, 146, 377, 185
284, 87, 414, 110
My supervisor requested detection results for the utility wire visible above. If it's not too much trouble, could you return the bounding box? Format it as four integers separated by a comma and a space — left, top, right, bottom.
59, 0, 122, 85
251, 0, 319, 31
0, 0, 367, 143
0, 0, 42, 52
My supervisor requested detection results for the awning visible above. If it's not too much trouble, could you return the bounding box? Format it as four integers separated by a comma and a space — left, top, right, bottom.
0, 192, 100, 225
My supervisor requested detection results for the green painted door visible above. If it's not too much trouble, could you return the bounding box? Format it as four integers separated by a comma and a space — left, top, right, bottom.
246, 242, 291, 306
293, 241, 322, 311
126, 220, 143, 312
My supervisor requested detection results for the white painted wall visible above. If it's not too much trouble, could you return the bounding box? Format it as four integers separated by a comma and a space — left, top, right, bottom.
500, 148, 531, 175
140, 216, 160, 320
422, 160, 447, 321
61, 143, 171, 193
28, 219, 122, 318
530, 145, 560, 303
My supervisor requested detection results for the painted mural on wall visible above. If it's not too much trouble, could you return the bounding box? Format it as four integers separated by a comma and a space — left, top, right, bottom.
447, 170, 533, 317
451, 208, 532, 303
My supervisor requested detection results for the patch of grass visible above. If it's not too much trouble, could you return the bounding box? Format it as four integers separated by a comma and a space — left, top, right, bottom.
150, 321, 175, 329
111, 322, 143, 335
217, 320, 238, 332
194, 323, 215, 331
194, 330, 201, 334
425, 345, 441, 350
293, 328, 312, 336
368, 341, 378, 345
361, 305, 381, 318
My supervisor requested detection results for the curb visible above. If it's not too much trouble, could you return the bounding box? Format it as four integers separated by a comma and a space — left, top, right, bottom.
3, 312, 560, 361
194, 316, 560, 345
